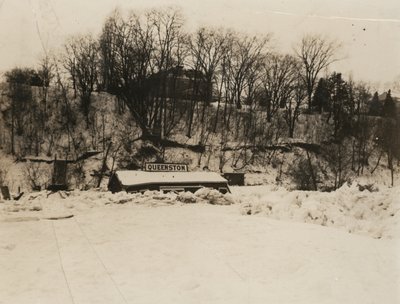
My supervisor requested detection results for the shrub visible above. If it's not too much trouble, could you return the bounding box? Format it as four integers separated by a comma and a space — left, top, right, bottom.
289, 155, 318, 191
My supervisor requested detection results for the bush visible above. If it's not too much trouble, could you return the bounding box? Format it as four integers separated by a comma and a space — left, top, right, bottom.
25, 162, 51, 190
289, 156, 318, 191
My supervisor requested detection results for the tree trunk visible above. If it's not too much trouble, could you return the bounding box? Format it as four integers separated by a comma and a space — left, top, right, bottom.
338, 145, 342, 188
351, 139, 356, 171
11, 102, 15, 155
388, 151, 394, 187
307, 89, 312, 112
371, 150, 383, 174
97, 142, 112, 188
306, 150, 317, 191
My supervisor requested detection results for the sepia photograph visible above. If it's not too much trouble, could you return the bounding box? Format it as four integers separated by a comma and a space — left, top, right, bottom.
0, 0, 399, 303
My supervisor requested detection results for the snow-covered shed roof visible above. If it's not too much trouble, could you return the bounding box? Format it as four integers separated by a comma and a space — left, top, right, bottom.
114, 171, 227, 186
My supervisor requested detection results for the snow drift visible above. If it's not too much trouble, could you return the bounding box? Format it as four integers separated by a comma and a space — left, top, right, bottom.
234, 183, 400, 239
1, 183, 399, 239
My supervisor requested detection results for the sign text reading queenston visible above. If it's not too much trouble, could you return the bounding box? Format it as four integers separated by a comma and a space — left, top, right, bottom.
145, 163, 188, 172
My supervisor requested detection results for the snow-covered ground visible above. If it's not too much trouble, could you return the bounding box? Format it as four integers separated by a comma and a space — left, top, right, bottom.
0, 186, 399, 303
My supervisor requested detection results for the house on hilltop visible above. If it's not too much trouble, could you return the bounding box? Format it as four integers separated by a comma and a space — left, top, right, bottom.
148, 66, 214, 102
369, 90, 400, 118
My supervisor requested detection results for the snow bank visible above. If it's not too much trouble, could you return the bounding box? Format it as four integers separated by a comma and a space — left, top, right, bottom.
2, 183, 398, 239
177, 188, 237, 205
0, 188, 238, 220
234, 183, 400, 239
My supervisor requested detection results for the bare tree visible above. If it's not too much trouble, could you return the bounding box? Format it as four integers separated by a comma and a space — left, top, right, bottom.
4, 68, 37, 155
149, 8, 187, 139
284, 68, 307, 138
295, 34, 341, 111
99, 9, 120, 94
323, 140, 353, 190
99, 11, 153, 134
63, 34, 99, 126
188, 27, 227, 103
37, 54, 55, 113
224, 33, 269, 109
99, 9, 187, 138
260, 53, 298, 122
53, 63, 80, 156
25, 162, 51, 191
186, 27, 230, 135
376, 113, 399, 187
349, 81, 372, 174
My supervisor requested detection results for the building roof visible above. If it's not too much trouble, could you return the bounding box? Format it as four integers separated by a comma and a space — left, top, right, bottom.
114, 171, 227, 187
378, 92, 399, 102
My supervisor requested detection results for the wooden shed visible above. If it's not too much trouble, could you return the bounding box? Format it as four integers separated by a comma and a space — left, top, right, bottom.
222, 173, 245, 186
108, 171, 230, 194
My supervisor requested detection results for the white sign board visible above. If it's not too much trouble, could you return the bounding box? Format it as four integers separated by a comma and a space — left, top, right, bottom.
145, 163, 188, 172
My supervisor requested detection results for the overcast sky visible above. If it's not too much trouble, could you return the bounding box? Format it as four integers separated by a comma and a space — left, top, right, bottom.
0, 0, 399, 90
